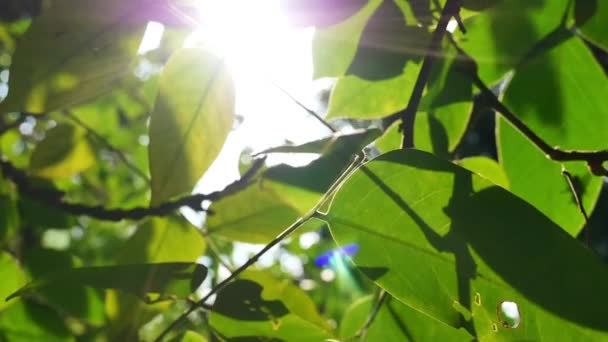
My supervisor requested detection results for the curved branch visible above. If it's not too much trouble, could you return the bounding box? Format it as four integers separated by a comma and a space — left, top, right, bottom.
0, 156, 266, 221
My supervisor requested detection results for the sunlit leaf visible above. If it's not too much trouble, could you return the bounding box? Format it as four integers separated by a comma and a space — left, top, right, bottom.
456, 157, 509, 189
340, 295, 472, 341
149, 48, 234, 205
117, 216, 206, 264
29, 123, 95, 179
456, 0, 570, 84
312, 0, 382, 78
326, 149, 608, 335
0, 0, 156, 113
575, 0, 608, 50
208, 129, 379, 243
170, 330, 208, 342
7, 262, 208, 302
326, 62, 420, 119
499, 33, 608, 235
209, 271, 332, 341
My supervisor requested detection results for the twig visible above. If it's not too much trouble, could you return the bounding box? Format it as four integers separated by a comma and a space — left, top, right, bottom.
401, 0, 463, 149
205, 235, 234, 272
272, 81, 337, 132
0, 156, 266, 222
358, 290, 388, 340
153, 154, 363, 342
61, 110, 151, 184
562, 168, 591, 246
447, 35, 608, 176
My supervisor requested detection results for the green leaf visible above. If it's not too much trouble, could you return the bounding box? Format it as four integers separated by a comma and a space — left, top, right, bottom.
326, 149, 608, 335
498, 33, 607, 235
170, 331, 208, 342
312, 0, 382, 78
346, 0, 430, 80
208, 129, 379, 243
504, 33, 608, 150
0, 252, 26, 311
281, 0, 368, 28
117, 216, 206, 264
0, 300, 73, 342
0, 0, 149, 113
149, 48, 235, 205
257, 129, 377, 156
456, 0, 570, 84
340, 295, 472, 341
209, 271, 332, 341
21, 248, 106, 325
29, 123, 96, 179
326, 62, 421, 119
456, 157, 509, 189
0, 194, 19, 243
7, 262, 208, 302
575, 0, 608, 50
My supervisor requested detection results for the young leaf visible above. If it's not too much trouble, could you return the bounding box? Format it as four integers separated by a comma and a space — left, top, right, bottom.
149, 48, 235, 205
29, 123, 96, 179
456, 157, 509, 189
7, 262, 208, 302
209, 271, 332, 341
326, 149, 608, 335
0, 0, 152, 113
0, 252, 26, 311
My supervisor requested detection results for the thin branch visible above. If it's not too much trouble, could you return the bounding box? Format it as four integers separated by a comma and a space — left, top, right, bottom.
447, 35, 608, 176
401, 0, 463, 149
0, 156, 266, 222
562, 168, 591, 246
154, 154, 363, 342
271, 81, 337, 133
61, 110, 151, 184
205, 235, 234, 272
358, 290, 388, 340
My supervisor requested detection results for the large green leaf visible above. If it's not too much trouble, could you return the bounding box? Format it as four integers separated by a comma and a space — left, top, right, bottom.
29, 123, 96, 179
209, 271, 332, 341
575, 0, 608, 50
340, 295, 472, 341
456, 0, 570, 84
149, 48, 234, 205
312, 0, 382, 78
326, 149, 608, 336
7, 262, 208, 302
207, 129, 379, 243
0, 0, 150, 113
498, 33, 607, 235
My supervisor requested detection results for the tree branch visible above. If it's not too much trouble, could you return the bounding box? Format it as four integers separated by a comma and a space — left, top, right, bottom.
562, 169, 591, 246
401, 0, 463, 149
447, 36, 608, 176
272, 81, 337, 133
0, 156, 266, 222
